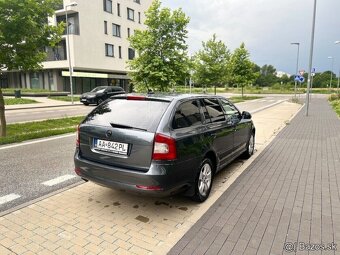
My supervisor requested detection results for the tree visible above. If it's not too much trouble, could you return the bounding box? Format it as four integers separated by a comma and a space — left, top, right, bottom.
193, 34, 230, 94
279, 74, 291, 84
255, 64, 278, 87
312, 71, 335, 88
0, 0, 64, 137
128, 0, 190, 92
228, 43, 258, 96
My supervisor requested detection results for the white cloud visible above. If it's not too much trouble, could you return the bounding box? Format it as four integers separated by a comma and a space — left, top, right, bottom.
162, 0, 340, 74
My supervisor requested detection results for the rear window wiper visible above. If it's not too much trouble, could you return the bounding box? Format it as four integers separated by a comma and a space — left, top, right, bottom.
110, 123, 147, 131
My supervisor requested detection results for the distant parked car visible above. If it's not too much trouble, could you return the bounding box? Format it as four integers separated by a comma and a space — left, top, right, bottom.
74, 94, 255, 202
80, 86, 125, 105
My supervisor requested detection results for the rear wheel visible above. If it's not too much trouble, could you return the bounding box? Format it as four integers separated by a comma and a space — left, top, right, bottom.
242, 132, 255, 159
83, 102, 89, 106
192, 158, 214, 202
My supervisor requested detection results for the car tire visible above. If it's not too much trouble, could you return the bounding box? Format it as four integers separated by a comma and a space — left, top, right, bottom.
242, 132, 255, 159
192, 158, 214, 202
97, 98, 103, 105
83, 102, 89, 106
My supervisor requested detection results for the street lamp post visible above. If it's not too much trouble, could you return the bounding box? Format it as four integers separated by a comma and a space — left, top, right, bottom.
335, 41, 340, 96
305, 0, 317, 116
328, 56, 334, 91
291, 42, 300, 99
65, 2, 77, 104
337, 70, 340, 97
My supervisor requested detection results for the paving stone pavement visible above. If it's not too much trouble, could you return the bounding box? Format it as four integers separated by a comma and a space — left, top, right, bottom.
169, 98, 340, 255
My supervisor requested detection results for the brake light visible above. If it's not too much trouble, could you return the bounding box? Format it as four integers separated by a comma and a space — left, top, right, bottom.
127, 95, 146, 100
76, 125, 80, 147
74, 167, 81, 175
152, 133, 177, 160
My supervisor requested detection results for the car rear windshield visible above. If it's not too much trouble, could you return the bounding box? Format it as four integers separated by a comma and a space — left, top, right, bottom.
83, 99, 170, 132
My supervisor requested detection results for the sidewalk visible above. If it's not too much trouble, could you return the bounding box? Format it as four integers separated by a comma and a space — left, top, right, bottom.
5, 97, 82, 111
0, 101, 301, 255
169, 98, 340, 255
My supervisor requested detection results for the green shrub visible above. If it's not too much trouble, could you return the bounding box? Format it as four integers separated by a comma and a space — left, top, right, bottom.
329, 94, 340, 101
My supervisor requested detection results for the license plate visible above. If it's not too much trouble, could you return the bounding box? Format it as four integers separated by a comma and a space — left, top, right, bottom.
94, 139, 128, 155
81, 98, 87, 102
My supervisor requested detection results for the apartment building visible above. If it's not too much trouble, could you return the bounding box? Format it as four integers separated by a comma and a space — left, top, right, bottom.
3, 0, 152, 93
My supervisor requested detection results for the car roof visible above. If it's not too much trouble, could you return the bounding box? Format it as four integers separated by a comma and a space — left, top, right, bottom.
112, 93, 224, 102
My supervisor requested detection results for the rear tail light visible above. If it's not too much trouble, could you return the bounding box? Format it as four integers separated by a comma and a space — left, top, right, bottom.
76, 125, 80, 147
152, 133, 177, 160
74, 167, 81, 176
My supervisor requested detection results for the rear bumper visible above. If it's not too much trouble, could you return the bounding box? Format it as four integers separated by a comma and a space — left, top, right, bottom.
74, 150, 189, 197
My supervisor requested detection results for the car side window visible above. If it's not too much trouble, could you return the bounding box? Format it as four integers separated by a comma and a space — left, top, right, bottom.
201, 98, 226, 123
199, 99, 212, 123
172, 100, 202, 129
106, 87, 113, 93
113, 87, 123, 92
219, 99, 241, 124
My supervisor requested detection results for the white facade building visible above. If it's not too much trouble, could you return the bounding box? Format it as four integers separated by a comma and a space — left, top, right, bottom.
3, 0, 151, 93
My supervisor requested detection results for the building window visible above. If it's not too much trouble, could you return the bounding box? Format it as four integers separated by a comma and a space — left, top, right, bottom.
117, 3, 121, 16
104, 0, 112, 13
45, 40, 67, 61
55, 3, 64, 10
127, 8, 134, 21
57, 13, 80, 35
138, 12, 141, 23
119, 46, 122, 59
127, 28, 130, 38
128, 48, 135, 60
133, 0, 140, 3
30, 72, 42, 89
48, 71, 55, 90
105, 44, 114, 57
104, 21, 108, 34
112, 23, 121, 37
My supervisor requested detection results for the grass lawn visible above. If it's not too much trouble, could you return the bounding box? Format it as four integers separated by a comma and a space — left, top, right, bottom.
330, 100, 340, 117
229, 96, 263, 103
2, 88, 52, 93
329, 94, 340, 117
4, 98, 39, 105
48, 96, 80, 102
0, 116, 84, 145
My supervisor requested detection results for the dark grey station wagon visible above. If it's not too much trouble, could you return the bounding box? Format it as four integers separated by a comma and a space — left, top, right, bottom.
74, 94, 255, 202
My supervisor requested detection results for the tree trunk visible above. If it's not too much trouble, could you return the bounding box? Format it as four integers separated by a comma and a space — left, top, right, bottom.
241, 85, 244, 98
0, 87, 6, 137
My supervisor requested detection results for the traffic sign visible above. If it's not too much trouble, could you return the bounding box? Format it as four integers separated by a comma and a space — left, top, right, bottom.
294, 75, 305, 83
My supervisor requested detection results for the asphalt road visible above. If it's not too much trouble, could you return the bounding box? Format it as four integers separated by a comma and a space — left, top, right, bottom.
5, 105, 96, 124
4, 95, 292, 124
0, 96, 289, 213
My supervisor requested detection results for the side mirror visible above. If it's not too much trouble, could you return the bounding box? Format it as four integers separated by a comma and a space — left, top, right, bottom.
242, 111, 252, 119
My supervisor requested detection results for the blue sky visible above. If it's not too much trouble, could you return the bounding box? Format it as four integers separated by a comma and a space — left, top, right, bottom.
161, 0, 340, 75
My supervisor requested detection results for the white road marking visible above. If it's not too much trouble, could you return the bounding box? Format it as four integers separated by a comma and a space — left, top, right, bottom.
250, 100, 284, 114
0, 133, 76, 151
0, 194, 21, 205
42, 175, 77, 186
